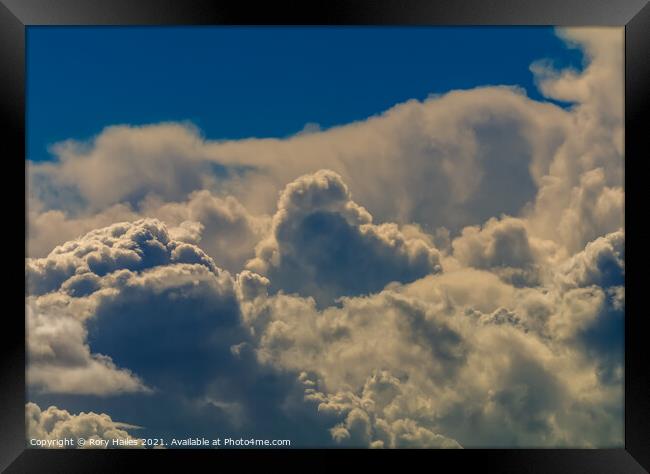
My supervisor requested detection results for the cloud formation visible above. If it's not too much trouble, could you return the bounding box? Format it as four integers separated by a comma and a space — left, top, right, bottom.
451, 216, 558, 287
27, 218, 218, 296
25, 27, 624, 448
27, 296, 148, 395
237, 244, 624, 446
26, 402, 144, 448
28, 87, 564, 238
527, 28, 623, 253
26, 220, 328, 445
26, 219, 237, 395
246, 170, 442, 305
140, 190, 269, 272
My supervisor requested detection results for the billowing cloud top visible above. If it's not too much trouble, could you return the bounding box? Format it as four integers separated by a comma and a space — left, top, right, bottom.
26, 219, 241, 396
26, 402, 145, 448
247, 170, 442, 305
25, 27, 624, 448
27, 218, 219, 296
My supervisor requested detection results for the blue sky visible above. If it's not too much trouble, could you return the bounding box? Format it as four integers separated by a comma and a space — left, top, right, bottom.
26, 26, 583, 163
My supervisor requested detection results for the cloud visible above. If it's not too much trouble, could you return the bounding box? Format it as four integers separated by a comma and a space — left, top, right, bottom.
547, 230, 624, 351
237, 259, 623, 447
27, 203, 140, 258
307, 371, 462, 448
451, 216, 558, 287
24, 27, 624, 448
27, 31, 622, 264
139, 190, 269, 272
555, 169, 624, 255
28, 85, 568, 242
28, 190, 269, 276
527, 27, 623, 253
556, 230, 624, 291
26, 402, 145, 448
246, 170, 442, 305
86, 261, 242, 395
27, 218, 218, 296
29, 122, 227, 211
27, 295, 149, 395
25, 219, 334, 445
25, 225, 624, 447
551, 230, 624, 385
26, 219, 236, 395
532, 28, 623, 129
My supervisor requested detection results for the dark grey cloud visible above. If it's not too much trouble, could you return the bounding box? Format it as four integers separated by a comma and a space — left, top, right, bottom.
26, 219, 339, 444
555, 230, 624, 386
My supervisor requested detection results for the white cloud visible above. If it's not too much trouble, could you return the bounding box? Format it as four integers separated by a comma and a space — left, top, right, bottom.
451, 216, 558, 287
555, 230, 624, 291
26, 219, 239, 396
237, 264, 623, 447
30, 122, 218, 211
246, 170, 442, 305
28, 85, 567, 242
24, 27, 624, 448
27, 203, 140, 258
27, 31, 622, 262
26, 402, 145, 448
27, 295, 149, 395
527, 27, 623, 253
139, 190, 269, 272
307, 371, 462, 448
25, 223, 624, 446
27, 218, 218, 296
28, 191, 269, 275
556, 169, 624, 254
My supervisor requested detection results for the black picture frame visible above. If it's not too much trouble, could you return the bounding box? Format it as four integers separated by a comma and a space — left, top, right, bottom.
2, 1, 648, 472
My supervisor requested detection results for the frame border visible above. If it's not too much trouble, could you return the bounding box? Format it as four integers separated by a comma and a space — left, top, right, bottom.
2, 1, 648, 472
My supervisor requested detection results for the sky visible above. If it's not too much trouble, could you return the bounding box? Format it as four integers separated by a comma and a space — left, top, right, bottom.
26, 26, 584, 162
25, 27, 624, 449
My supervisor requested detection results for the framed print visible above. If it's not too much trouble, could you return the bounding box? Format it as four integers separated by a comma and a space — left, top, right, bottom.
2, 0, 649, 472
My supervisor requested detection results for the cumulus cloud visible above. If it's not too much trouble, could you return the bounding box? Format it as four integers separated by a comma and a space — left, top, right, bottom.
28, 191, 267, 274
27, 30, 622, 265
237, 263, 623, 447
26, 219, 238, 395
26, 402, 144, 448
556, 230, 624, 291
27, 203, 140, 258
29, 122, 225, 211
555, 169, 624, 255
25, 27, 624, 448
25, 226, 624, 448
139, 190, 269, 272
312, 371, 461, 448
27, 29, 622, 262
527, 27, 623, 253
551, 230, 624, 385
27, 295, 149, 395
25, 219, 328, 445
451, 216, 558, 287
26, 218, 218, 296
28, 85, 568, 242
532, 28, 623, 131
30, 217, 623, 447
246, 170, 442, 305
